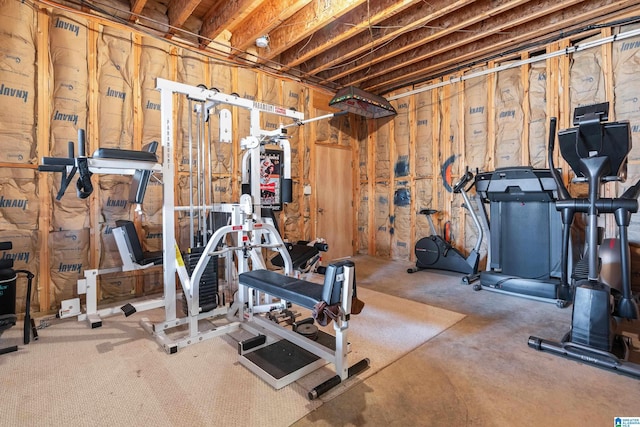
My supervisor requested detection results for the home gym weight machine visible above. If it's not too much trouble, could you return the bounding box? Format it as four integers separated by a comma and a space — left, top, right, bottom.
528, 103, 640, 379
407, 169, 484, 284
41, 78, 368, 398
148, 78, 368, 397
43, 80, 304, 336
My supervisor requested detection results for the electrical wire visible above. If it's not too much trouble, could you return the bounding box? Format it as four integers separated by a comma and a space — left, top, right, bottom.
31, 0, 342, 92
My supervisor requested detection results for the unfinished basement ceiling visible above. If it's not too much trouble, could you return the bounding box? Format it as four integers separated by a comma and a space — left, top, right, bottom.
50, 0, 640, 95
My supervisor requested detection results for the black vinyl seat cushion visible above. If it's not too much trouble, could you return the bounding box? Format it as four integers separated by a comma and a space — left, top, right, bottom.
92, 148, 157, 162
271, 244, 319, 271
239, 269, 323, 310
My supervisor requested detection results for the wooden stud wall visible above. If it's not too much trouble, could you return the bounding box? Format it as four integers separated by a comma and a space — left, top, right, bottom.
8, 4, 640, 313
359, 25, 640, 268
0, 3, 335, 314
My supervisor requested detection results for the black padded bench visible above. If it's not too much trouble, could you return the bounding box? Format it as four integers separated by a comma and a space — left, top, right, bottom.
239, 260, 353, 310
39, 135, 159, 202
271, 241, 327, 273
92, 146, 157, 162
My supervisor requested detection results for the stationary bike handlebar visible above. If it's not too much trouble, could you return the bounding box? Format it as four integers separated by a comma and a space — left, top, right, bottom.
453, 170, 475, 194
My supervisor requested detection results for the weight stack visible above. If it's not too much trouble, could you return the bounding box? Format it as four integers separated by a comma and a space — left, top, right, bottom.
182, 247, 219, 314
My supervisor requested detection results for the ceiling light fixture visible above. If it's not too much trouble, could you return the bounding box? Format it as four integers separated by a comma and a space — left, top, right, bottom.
329, 86, 397, 119
256, 35, 269, 48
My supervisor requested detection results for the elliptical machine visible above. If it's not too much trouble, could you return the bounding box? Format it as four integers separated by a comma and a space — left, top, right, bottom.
528, 103, 640, 379
407, 170, 483, 284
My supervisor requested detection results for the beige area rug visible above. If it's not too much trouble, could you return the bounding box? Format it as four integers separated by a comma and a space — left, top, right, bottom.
0, 288, 464, 426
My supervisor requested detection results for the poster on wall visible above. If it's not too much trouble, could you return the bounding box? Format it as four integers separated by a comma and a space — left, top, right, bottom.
260, 149, 283, 211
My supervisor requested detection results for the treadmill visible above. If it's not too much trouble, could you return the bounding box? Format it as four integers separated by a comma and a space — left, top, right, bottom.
474, 166, 572, 307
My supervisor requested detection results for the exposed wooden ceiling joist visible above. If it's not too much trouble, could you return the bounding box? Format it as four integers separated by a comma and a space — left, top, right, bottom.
278, 0, 422, 71
364, 0, 640, 93
296, 0, 476, 77
326, 0, 577, 89
128, 0, 148, 23
60, 0, 640, 95
199, 0, 264, 47
165, 0, 202, 38
249, 0, 368, 62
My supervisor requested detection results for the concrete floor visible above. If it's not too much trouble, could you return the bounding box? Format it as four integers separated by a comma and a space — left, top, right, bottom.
295, 255, 640, 426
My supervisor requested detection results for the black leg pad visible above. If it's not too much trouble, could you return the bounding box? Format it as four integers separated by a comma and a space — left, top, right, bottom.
121, 303, 136, 317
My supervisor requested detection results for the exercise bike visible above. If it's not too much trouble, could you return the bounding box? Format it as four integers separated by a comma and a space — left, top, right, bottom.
407, 170, 483, 284
528, 103, 640, 379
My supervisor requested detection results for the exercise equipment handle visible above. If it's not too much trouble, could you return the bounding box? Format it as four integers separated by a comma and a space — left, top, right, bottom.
308, 358, 370, 400
621, 178, 640, 201
77, 129, 86, 157
314, 242, 329, 252
452, 170, 474, 194
548, 117, 571, 201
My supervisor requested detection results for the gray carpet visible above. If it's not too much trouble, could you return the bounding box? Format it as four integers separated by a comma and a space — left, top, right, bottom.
0, 287, 464, 426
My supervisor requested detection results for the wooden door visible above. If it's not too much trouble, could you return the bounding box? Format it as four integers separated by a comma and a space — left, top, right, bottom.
315, 144, 353, 262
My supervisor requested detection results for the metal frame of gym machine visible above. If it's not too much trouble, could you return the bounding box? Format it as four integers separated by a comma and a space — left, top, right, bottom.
47, 78, 363, 397
56, 79, 303, 341
137, 78, 305, 353
149, 79, 366, 396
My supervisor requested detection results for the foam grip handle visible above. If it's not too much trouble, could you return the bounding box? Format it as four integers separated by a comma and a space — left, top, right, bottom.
77, 129, 86, 157
37, 165, 66, 172
40, 157, 75, 166
282, 178, 292, 203
308, 375, 341, 400
308, 358, 370, 400
314, 242, 329, 252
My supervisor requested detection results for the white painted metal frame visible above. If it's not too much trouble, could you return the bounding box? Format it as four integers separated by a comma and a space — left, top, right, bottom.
146, 78, 302, 353
237, 263, 355, 389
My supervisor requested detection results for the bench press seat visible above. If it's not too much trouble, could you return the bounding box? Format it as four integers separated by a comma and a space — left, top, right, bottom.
239, 260, 353, 310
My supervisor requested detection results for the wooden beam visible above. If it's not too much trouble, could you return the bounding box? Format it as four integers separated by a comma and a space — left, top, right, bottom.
408, 92, 417, 262
487, 62, 496, 172
165, 0, 203, 38
299, 0, 477, 76
199, 0, 263, 47
521, 51, 530, 165
325, 0, 579, 88
367, 119, 375, 255
37, 7, 51, 312
212, 0, 311, 53
359, 0, 640, 93
236, 0, 364, 60
88, 21, 99, 271
278, 0, 421, 70
129, 0, 148, 22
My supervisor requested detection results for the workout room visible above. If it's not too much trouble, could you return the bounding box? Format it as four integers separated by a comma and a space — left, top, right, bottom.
1, 1, 639, 426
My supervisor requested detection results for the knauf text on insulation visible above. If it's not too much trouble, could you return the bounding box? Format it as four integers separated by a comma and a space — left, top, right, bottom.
0, 83, 29, 103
